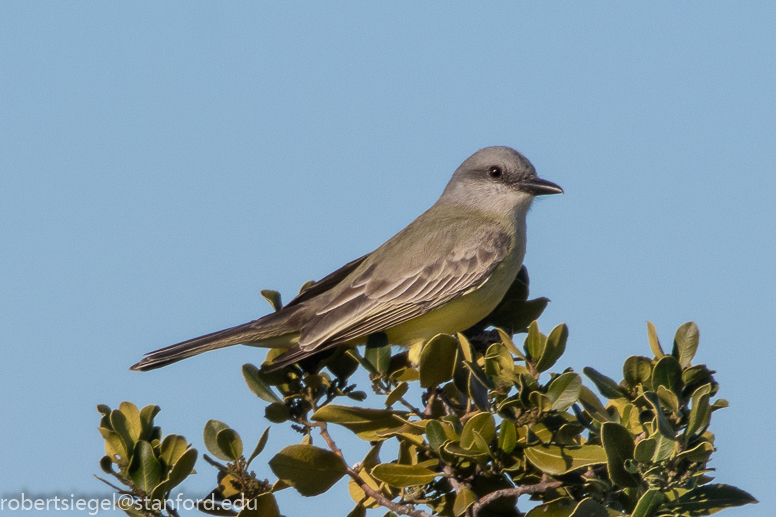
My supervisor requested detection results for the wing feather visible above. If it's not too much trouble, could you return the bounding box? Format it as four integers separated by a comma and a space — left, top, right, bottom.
298, 225, 512, 350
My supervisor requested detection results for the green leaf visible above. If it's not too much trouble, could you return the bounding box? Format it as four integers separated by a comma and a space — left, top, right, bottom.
524, 444, 607, 475
523, 321, 545, 360
634, 438, 657, 464
371, 463, 439, 488
216, 428, 243, 461
577, 385, 610, 423
419, 334, 458, 388
686, 383, 712, 440
569, 498, 609, 517
203, 420, 231, 462
138, 405, 161, 441
159, 434, 188, 468
247, 427, 270, 466
643, 391, 676, 439
242, 364, 283, 404
461, 412, 496, 450
119, 401, 143, 442
525, 498, 577, 517
651, 355, 683, 396
453, 488, 478, 516
651, 433, 676, 462
237, 492, 280, 517
260, 289, 282, 312
99, 427, 128, 463
672, 321, 699, 368
536, 323, 568, 373
632, 489, 665, 517
498, 420, 517, 454
646, 321, 664, 358
312, 405, 407, 441
601, 422, 639, 487
623, 356, 653, 388
675, 441, 714, 463
109, 410, 135, 459
665, 484, 757, 515
166, 447, 197, 490
269, 444, 347, 496
425, 420, 446, 451
365, 332, 391, 374
496, 328, 527, 361
128, 440, 162, 493
385, 382, 408, 408
546, 372, 582, 412
265, 402, 291, 423
583, 367, 625, 399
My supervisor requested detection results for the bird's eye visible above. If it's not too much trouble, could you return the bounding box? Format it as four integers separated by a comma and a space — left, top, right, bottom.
488, 166, 502, 178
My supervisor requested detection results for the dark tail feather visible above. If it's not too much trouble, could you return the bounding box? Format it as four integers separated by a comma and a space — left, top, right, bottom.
130, 307, 302, 371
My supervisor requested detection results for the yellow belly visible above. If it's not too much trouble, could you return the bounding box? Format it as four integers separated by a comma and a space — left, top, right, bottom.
383, 254, 520, 348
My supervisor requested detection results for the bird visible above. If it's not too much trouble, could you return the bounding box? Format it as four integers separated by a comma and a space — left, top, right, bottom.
130, 146, 562, 372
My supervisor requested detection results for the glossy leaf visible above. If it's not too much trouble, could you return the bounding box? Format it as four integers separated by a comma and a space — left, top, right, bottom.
578, 385, 610, 423
524, 444, 607, 475
652, 355, 683, 395
216, 428, 243, 461
166, 447, 197, 490
128, 440, 162, 493
242, 364, 283, 404
265, 402, 291, 423
159, 434, 188, 467
247, 426, 270, 466
643, 391, 676, 439
312, 405, 407, 441
384, 382, 408, 408
419, 334, 458, 388
546, 372, 582, 412
371, 463, 439, 487
203, 420, 231, 462
523, 321, 545, 359
665, 484, 757, 515
425, 420, 446, 451
632, 489, 665, 517
496, 328, 527, 361
536, 323, 568, 372
672, 321, 699, 368
269, 444, 347, 496
646, 321, 664, 358
237, 493, 280, 517
583, 367, 624, 399
365, 332, 391, 374
686, 383, 712, 440
623, 355, 653, 387
461, 413, 496, 449
453, 488, 478, 516
634, 438, 657, 464
569, 498, 609, 517
601, 422, 639, 487
138, 405, 161, 441
498, 420, 517, 454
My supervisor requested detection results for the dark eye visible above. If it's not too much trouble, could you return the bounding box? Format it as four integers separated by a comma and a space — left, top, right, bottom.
488, 166, 502, 178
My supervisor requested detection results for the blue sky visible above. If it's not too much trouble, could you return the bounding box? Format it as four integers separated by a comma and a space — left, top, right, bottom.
1, 2, 773, 516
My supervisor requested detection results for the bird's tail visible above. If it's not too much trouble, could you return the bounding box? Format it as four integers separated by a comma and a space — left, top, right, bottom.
130, 306, 303, 371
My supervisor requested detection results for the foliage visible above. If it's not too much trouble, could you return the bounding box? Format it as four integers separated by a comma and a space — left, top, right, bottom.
97, 269, 755, 516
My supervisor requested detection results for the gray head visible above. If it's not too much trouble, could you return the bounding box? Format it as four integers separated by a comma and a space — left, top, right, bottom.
440, 146, 562, 212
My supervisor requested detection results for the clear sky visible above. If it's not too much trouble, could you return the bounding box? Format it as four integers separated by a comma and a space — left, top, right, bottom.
1, 2, 773, 516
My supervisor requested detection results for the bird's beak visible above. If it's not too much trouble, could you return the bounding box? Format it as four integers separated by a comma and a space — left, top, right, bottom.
518, 177, 563, 196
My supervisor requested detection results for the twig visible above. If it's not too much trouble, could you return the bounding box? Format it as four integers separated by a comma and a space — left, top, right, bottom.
314, 421, 434, 517
470, 477, 562, 517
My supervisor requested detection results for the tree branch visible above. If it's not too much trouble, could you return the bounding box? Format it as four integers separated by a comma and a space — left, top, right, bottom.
470, 477, 562, 517
314, 421, 434, 517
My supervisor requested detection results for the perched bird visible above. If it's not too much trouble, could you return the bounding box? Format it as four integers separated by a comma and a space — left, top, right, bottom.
130, 146, 562, 372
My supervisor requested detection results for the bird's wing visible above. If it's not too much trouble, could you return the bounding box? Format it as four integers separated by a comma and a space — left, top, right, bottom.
284, 253, 370, 307
297, 224, 512, 350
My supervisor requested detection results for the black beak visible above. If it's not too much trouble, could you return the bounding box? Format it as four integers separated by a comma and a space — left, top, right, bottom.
519, 177, 564, 196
